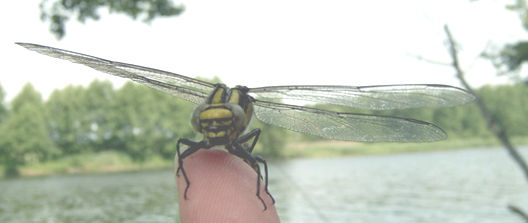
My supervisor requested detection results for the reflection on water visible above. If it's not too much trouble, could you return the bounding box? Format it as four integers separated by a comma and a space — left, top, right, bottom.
1, 147, 527, 223
271, 147, 528, 223
0, 170, 179, 223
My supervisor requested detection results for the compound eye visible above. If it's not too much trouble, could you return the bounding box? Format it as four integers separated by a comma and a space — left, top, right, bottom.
191, 104, 209, 132
226, 104, 246, 131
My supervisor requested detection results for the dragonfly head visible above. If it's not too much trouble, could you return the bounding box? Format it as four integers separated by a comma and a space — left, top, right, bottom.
191, 103, 247, 146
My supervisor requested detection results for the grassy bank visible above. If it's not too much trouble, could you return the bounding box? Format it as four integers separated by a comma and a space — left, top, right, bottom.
282, 136, 528, 158
2, 137, 527, 178
14, 151, 174, 177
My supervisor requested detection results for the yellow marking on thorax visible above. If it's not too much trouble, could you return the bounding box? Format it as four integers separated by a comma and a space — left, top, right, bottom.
228, 90, 241, 104
210, 88, 226, 104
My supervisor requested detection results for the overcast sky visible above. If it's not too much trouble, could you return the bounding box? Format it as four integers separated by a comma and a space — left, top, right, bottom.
2, 0, 526, 102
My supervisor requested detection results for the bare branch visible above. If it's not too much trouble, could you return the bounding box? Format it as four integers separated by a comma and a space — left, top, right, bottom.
509, 204, 528, 222
443, 24, 528, 182
401, 52, 451, 66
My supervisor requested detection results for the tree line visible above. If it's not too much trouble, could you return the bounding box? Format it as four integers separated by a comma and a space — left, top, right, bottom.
0, 80, 526, 176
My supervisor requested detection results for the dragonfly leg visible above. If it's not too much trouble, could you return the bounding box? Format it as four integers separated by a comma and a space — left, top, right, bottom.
227, 143, 267, 211
254, 155, 275, 204
236, 128, 261, 172
239, 128, 261, 154
228, 128, 275, 210
237, 129, 275, 204
176, 138, 207, 200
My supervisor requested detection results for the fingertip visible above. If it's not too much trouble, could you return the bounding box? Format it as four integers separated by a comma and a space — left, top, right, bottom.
175, 149, 279, 223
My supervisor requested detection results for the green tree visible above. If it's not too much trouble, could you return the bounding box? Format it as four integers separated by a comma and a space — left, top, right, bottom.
479, 0, 528, 83
251, 98, 288, 157
0, 82, 7, 169
108, 82, 196, 161
147, 87, 196, 159
476, 84, 528, 137
0, 83, 57, 177
82, 79, 116, 151
499, 85, 528, 136
457, 103, 490, 138
46, 85, 92, 155
0, 82, 6, 122
251, 118, 288, 157
108, 82, 156, 161
39, 0, 185, 39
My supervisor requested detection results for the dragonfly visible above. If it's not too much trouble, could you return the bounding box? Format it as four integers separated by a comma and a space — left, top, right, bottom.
16, 42, 475, 210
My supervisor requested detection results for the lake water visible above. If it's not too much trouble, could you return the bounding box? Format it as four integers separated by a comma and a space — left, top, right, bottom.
1, 146, 527, 223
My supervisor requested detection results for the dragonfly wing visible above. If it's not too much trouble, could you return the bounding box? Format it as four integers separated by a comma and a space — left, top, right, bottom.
132, 76, 208, 104
249, 84, 475, 110
16, 43, 214, 103
253, 100, 446, 142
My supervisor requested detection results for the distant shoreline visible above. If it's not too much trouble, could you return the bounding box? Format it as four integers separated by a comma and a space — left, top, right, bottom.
2, 137, 527, 179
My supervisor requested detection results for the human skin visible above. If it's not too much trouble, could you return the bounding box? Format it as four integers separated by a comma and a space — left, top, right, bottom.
175, 149, 280, 223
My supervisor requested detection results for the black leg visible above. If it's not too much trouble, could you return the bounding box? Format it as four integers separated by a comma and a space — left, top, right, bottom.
177, 129, 274, 211
176, 138, 207, 200
239, 129, 274, 202
235, 129, 270, 193
229, 143, 268, 211
239, 128, 261, 154
254, 155, 275, 204
229, 128, 275, 210
236, 129, 261, 170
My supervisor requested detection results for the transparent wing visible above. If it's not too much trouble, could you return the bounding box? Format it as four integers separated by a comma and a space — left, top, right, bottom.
127, 77, 209, 104
253, 100, 446, 142
16, 42, 213, 104
249, 85, 475, 110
